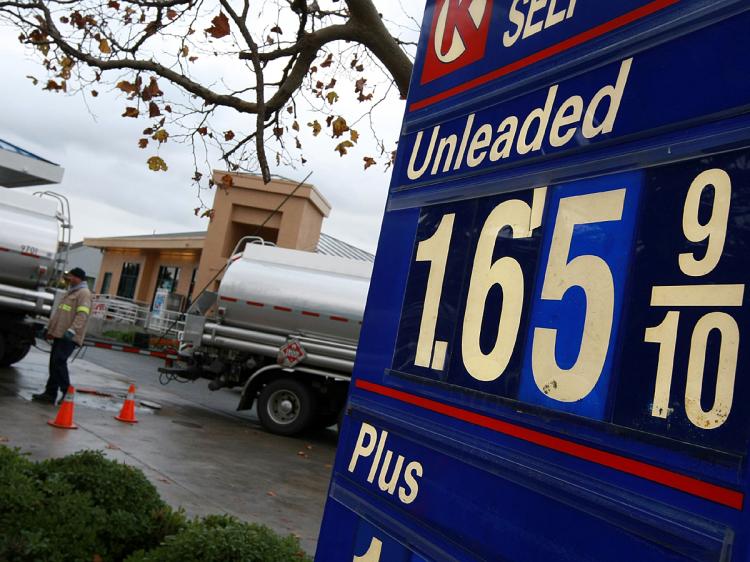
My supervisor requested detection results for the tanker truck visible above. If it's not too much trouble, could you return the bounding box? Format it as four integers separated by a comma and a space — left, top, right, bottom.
0, 188, 68, 366
161, 240, 372, 435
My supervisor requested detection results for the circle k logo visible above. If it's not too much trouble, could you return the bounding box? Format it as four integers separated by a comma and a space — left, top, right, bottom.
421, 0, 493, 85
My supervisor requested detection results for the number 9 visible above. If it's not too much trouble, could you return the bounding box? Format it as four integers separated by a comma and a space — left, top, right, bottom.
678, 168, 731, 277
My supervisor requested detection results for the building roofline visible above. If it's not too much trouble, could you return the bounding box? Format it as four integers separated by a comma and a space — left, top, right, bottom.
211, 170, 332, 217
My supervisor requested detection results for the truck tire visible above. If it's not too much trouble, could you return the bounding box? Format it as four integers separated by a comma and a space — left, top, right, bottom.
0, 342, 31, 367
257, 378, 316, 436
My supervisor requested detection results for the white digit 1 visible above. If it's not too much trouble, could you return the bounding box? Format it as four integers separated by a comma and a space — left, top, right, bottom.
645, 311, 680, 419
353, 537, 382, 561
679, 168, 731, 277
646, 311, 739, 429
461, 199, 533, 381
414, 214, 455, 368
532, 189, 626, 402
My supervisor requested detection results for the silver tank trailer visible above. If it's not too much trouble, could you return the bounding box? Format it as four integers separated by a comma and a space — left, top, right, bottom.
217, 244, 372, 344
0, 189, 58, 289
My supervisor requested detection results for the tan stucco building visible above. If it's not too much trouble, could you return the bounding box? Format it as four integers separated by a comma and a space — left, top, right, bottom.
84, 172, 372, 311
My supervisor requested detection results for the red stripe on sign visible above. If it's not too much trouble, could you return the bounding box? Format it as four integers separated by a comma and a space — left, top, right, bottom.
355, 380, 744, 510
409, 0, 680, 112
21, 252, 40, 259
220, 296, 238, 303
123, 346, 140, 353
94, 342, 113, 350
302, 311, 321, 317
330, 316, 349, 322
246, 301, 265, 307
274, 306, 292, 312
0, 247, 9, 252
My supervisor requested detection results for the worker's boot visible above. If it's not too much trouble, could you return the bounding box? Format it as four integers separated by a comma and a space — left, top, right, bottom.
31, 392, 56, 404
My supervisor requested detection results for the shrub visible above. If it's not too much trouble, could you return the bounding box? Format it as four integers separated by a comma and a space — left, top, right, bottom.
125, 514, 312, 562
34, 451, 187, 560
0, 447, 186, 562
0, 447, 103, 562
0, 449, 309, 561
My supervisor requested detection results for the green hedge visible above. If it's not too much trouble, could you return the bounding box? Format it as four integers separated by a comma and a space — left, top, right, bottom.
0, 448, 185, 562
0, 447, 310, 562
126, 515, 311, 562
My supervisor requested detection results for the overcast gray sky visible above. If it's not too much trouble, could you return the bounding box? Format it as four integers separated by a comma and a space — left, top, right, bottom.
0, 2, 422, 252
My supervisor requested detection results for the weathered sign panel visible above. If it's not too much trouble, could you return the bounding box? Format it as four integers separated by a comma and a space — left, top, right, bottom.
317, 1, 750, 560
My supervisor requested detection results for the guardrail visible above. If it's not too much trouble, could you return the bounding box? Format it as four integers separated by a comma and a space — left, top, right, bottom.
88, 294, 185, 340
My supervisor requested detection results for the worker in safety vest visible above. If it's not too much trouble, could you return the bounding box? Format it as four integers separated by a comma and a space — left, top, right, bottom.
32, 267, 92, 405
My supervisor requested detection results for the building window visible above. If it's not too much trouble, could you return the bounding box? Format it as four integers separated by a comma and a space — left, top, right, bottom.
188, 267, 198, 299
100, 272, 112, 294
155, 265, 181, 293
116, 263, 140, 299
151, 265, 184, 310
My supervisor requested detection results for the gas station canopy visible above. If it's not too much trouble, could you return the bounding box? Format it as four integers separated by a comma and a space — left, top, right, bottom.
0, 138, 64, 187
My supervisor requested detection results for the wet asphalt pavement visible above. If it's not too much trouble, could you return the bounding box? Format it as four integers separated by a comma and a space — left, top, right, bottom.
0, 344, 339, 555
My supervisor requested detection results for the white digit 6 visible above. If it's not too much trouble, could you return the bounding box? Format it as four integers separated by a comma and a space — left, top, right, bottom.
532, 189, 626, 402
462, 189, 546, 381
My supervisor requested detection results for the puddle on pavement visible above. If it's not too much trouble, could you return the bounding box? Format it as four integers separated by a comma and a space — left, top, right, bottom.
171, 420, 203, 429
18, 390, 157, 417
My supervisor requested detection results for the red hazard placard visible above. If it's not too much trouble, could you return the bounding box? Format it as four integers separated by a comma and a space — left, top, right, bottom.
277, 339, 306, 368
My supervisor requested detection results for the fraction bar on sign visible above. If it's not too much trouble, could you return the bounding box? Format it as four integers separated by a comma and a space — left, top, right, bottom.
650, 284, 745, 307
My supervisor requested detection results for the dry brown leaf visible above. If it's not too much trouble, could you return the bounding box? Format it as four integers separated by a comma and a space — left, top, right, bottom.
205, 12, 230, 39
147, 156, 168, 171
307, 120, 321, 136
331, 116, 348, 138
334, 140, 354, 157
325, 91, 339, 105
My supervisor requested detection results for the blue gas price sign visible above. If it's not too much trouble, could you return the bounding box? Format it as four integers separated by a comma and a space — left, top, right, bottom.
316, 1, 750, 561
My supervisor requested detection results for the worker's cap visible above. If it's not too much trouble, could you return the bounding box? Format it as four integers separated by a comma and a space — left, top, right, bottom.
65, 267, 86, 280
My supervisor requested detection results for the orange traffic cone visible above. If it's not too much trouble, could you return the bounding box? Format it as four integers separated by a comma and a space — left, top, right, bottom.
48, 387, 78, 430
115, 384, 138, 424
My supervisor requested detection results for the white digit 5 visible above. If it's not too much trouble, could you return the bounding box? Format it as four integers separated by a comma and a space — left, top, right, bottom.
679, 168, 731, 277
532, 189, 626, 402
414, 214, 455, 368
353, 537, 382, 561
462, 192, 544, 382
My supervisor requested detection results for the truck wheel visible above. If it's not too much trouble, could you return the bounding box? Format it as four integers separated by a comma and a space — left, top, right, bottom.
257, 378, 316, 436
0, 342, 31, 367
